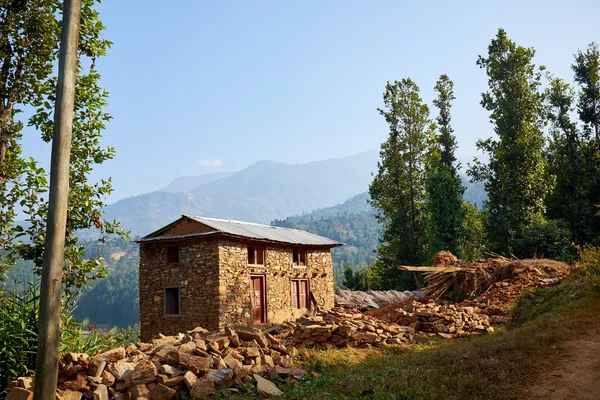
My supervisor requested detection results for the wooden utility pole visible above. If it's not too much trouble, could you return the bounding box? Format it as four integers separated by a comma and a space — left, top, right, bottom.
33, 1, 81, 399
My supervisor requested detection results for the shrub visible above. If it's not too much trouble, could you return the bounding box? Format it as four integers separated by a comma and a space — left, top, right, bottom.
577, 245, 600, 277
512, 214, 573, 260
0, 286, 140, 391
0, 286, 39, 391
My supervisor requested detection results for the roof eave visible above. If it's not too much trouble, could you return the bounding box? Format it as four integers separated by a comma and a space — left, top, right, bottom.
136, 230, 343, 247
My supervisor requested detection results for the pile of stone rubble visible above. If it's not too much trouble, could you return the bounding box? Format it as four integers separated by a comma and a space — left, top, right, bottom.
364, 300, 494, 338
290, 307, 415, 347
4, 326, 308, 400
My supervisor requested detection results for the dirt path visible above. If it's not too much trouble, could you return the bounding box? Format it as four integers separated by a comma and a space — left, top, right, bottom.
523, 330, 600, 399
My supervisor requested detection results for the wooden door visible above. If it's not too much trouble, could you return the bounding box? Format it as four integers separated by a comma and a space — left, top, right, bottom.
250, 276, 265, 324
299, 280, 308, 309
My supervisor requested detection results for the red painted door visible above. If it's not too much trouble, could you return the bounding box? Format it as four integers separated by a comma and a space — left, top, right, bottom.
251, 276, 265, 324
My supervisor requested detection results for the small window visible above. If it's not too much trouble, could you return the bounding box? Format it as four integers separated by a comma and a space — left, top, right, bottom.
292, 248, 306, 266
247, 246, 265, 266
164, 287, 181, 315
166, 247, 179, 263
291, 279, 309, 309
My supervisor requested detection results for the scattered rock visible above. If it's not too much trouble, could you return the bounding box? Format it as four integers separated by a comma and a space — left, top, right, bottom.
149, 383, 176, 400
254, 373, 284, 398
189, 375, 215, 399
93, 384, 109, 400
6, 388, 33, 400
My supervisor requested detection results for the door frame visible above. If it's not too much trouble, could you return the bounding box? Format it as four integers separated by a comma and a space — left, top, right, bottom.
291, 278, 311, 310
250, 274, 267, 324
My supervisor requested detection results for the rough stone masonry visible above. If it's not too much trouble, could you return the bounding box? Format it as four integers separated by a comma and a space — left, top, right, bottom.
138, 216, 339, 341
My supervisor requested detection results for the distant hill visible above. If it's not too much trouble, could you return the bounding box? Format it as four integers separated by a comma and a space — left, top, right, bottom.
161, 171, 234, 193
103, 151, 380, 235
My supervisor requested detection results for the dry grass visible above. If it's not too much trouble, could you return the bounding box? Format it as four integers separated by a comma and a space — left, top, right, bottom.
222, 277, 600, 400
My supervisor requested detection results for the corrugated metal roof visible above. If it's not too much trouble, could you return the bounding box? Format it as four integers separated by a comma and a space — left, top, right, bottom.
136, 231, 217, 242
186, 216, 342, 246
138, 215, 342, 247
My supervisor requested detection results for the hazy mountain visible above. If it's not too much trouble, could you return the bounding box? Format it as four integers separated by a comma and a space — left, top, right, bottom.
103, 151, 380, 236
189, 151, 379, 213
161, 172, 234, 193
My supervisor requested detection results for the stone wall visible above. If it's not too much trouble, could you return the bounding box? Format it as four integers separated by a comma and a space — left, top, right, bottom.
217, 240, 335, 328
138, 238, 220, 341
139, 232, 335, 340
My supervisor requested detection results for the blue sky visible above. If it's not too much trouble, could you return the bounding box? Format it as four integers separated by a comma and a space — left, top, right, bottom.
19, 0, 600, 201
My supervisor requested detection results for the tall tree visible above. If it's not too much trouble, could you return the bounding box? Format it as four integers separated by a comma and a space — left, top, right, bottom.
0, 0, 125, 294
369, 78, 435, 289
426, 74, 464, 255
572, 42, 600, 241
573, 42, 600, 142
0, 0, 59, 276
469, 28, 550, 255
545, 76, 590, 243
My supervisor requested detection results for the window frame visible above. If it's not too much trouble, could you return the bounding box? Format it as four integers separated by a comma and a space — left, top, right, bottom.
163, 286, 182, 316
247, 245, 266, 266
291, 279, 310, 310
165, 246, 180, 263
292, 248, 307, 267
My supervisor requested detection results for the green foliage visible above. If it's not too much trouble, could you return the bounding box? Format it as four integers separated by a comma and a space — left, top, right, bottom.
61, 312, 139, 355
426, 169, 464, 255
426, 75, 465, 256
0, 0, 127, 302
469, 28, 550, 255
0, 0, 60, 277
512, 214, 573, 260
0, 285, 39, 390
571, 42, 600, 242
576, 245, 600, 277
572, 42, 600, 140
0, 281, 139, 389
544, 76, 592, 244
342, 265, 369, 291
457, 202, 486, 261
369, 78, 436, 289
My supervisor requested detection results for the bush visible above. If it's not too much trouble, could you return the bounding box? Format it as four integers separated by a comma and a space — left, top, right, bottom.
61, 312, 140, 356
577, 245, 600, 277
512, 214, 573, 260
0, 286, 39, 391
0, 286, 140, 391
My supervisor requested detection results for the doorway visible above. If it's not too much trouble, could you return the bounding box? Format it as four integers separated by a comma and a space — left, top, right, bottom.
250, 275, 266, 324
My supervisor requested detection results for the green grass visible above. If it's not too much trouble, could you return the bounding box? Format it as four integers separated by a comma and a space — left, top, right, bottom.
221, 277, 600, 400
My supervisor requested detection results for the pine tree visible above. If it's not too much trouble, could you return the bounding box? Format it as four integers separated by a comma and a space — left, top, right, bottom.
369, 78, 435, 289
426, 74, 464, 255
469, 29, 550, 255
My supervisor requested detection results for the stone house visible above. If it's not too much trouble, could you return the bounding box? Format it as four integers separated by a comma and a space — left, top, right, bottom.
137, 215, 341, 341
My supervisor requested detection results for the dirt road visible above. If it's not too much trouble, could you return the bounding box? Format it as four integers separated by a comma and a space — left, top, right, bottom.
523, 331, 600, 399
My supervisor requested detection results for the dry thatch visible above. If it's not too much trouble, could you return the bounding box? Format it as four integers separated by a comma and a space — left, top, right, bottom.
399, 252, 572, 302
